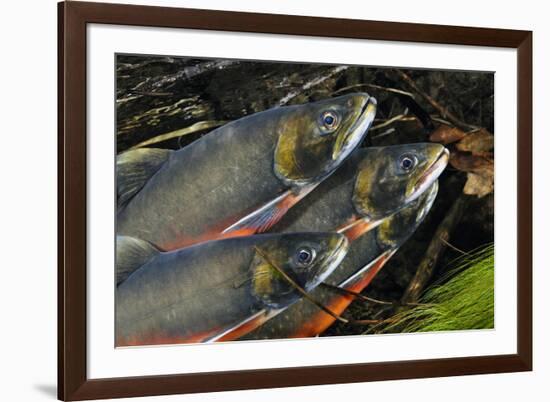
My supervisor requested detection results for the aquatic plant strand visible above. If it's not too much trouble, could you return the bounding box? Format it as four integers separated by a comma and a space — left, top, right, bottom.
373, 244, 494, 334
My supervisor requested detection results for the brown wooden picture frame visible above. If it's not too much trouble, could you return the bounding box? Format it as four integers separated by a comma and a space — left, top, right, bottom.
58, 1, 532, 400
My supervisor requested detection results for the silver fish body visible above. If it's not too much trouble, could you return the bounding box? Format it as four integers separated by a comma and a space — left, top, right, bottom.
117, 94, 377, 251
116, 232, 348, 346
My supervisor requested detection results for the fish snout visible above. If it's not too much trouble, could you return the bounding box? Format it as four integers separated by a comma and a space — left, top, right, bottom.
411, 146, 449, 200
332, 95, 377, 161
305, 234, 349, 291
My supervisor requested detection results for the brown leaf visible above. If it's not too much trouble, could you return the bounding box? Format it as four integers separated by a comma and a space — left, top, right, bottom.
463, 172, 494, 198
450, 152, 494, 175
429, 124, 467, 144
456, 129, 494, 155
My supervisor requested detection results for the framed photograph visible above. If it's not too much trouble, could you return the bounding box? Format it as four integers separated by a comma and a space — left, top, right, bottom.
58, 1, 532, 400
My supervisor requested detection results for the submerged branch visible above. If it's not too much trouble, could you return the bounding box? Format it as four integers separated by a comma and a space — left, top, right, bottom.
117, 57, 175, 73
333, 83, 415, 98
132, 60, 239, 94
401, 194, 470, 304
279, 66, 349, 105
370, 114, 412, 131
392, 69, 480, 132
320, 283, 432, 307
129, 120, 227, 150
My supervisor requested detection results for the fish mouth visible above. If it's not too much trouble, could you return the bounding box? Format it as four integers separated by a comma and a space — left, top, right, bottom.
332, 96, 377, 162
305, 235, 349, 291
413, 181, 439, 224
423, 181, 439, 212
409, 147, 449, 202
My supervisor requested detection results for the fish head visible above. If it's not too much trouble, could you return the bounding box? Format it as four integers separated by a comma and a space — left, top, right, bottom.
274, 93, 377, 185
352, 143, 448, 220
250, 232, 349, 309
375, 181, 439, 249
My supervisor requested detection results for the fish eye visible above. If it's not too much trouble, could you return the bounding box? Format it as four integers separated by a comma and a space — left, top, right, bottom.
399, 154, 417, 171
320, 111, 339, 133
295, 247, 316, 266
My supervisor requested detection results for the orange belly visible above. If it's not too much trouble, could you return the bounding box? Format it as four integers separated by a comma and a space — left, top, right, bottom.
289, 250, 394, 338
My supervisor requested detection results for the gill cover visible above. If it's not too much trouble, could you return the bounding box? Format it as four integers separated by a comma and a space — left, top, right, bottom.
376, 181, 439, 249
352, 143, 447, 219
249, 233, 348, 309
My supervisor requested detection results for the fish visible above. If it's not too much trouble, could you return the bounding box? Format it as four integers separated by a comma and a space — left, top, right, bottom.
115, 232, 349, 346
220, 143, 448, 341
116, 93, 377, 251
268, 143, 448, 240
239, 182, 439, 340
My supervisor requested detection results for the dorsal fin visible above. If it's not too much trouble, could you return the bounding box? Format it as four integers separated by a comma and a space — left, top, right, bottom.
116, 235, 160, 285
116, 148, 171, 208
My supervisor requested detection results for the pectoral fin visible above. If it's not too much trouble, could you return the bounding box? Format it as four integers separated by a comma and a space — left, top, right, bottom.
336, 216, 384, 241
116, 148, 171, 208
222, 184, 317, 235
116, 235, 160, 285
208, 309, 280, 342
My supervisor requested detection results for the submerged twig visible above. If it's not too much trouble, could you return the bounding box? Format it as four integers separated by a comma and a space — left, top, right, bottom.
401, 194, 470, 304
254, 247, 390, 327
253, 246, 349, 324
333, 83, 415, 98
370, 114, 412, 131
439, 237, 472, 256
279, 66, 349, 105
392, 69, 479, 132
371, 127, 396, 140
116, 57, 175, 73
132, 60, 239, 94
321, 282, 394, 305
131, 91, 175, 97
321, 283, 433, 307
129, 120, 227, 150
116, 94, 143, 105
